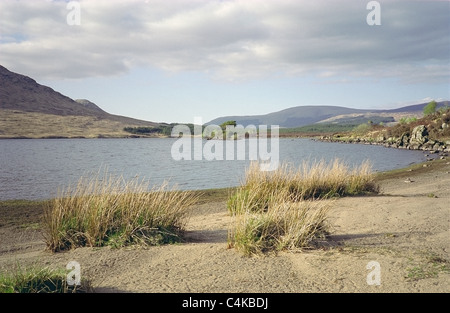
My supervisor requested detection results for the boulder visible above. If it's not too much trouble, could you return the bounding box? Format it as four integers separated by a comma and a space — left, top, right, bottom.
409, 125, 428, 147
401, 134, 410, 146
433, 143, 442, 151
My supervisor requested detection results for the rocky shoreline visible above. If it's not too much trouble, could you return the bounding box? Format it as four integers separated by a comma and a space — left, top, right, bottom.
318, 124, 450, 156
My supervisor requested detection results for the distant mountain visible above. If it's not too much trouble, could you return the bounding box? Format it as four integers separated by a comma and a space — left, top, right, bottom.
1, 65, 104, 117
378, 102, 448, 113
208, 102, 449, 128
0, 65, 160, 138
75, 99, 107, 114
208, 106, 371, 128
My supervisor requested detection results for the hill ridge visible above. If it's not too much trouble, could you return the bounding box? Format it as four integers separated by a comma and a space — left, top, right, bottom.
208, 102, 448, 128
0, 65, 159, 138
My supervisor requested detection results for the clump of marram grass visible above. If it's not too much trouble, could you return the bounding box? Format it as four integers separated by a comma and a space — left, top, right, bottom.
0, 264, 92, 293
227, 190, 330, 256
43, 171, 199, 252
228, 159, 378, 215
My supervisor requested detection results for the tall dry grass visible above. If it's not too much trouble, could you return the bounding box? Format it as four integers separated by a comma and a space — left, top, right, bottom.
227, 159, 378, 255
228, 159, 378, 215
228, 190, 330, 256
43, 171, 199, 252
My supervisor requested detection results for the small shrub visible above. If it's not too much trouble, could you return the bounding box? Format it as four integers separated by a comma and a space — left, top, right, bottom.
353, 123, 371, 136
423, 100, 437, 116
386, 107, 450, 141
399, 117, 417, 124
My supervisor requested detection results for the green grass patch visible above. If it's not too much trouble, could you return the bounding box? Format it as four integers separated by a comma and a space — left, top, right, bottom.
405, 253, 450, 282
0, 264, 92, 293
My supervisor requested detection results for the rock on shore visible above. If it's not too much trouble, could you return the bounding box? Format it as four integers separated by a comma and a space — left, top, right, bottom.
320, 125, 450, 153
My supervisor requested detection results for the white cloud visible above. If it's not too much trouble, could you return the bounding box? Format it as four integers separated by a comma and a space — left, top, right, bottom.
0, 0, 448, 83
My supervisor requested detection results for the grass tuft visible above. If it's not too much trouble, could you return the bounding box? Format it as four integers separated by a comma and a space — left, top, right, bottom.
228, 190, 330, 256
227, 159, 378, 256
43, 171, 199, 252
0, 264, 91, 293
228, 159, 378, 215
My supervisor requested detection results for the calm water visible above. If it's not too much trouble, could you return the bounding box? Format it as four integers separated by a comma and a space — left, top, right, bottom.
0, 138, 427, 200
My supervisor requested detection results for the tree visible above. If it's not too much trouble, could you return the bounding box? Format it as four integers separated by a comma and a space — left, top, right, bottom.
423, 100, 437, 116
220, 120, 237, 130
353, 123, 370, 135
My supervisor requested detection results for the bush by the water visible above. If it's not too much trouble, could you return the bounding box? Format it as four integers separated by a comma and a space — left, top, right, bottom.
43, 171, 199, 252
123, 126, 172, 136
385, 108, 450, 140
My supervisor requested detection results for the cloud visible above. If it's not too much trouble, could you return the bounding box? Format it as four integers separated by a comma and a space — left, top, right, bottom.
0, 0, 448, 83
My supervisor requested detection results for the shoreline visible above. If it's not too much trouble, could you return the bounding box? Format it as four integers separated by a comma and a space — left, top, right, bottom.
1, 159, 449, 293
0, 157, 447, 204
1, 158, 447, 231
315, 136, 450, 153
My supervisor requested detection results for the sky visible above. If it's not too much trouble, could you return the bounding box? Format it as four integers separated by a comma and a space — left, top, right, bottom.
0, 0, 449, 124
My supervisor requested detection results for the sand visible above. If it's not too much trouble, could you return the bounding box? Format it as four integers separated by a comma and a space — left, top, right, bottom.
0, 161, 449, 293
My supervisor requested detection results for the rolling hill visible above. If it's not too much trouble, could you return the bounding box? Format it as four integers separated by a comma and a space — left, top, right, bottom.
208, 102, 449, 128
0, 65, 161, 138
1, 64, 447, 138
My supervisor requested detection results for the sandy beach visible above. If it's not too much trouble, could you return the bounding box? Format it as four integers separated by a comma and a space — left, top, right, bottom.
0, 160, 449, 293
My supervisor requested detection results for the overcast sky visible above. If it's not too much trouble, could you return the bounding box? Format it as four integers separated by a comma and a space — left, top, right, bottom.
1, 0, 449, 123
